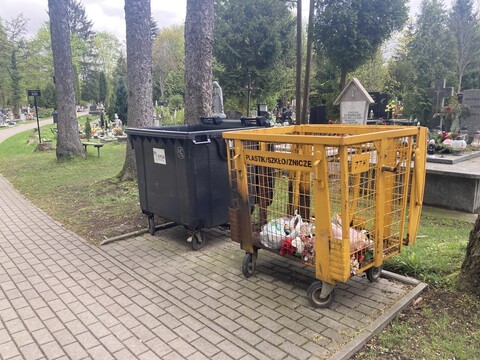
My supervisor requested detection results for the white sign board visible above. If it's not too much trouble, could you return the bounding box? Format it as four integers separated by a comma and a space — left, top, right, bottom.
153, 148, 166, 165
340, 101, 368, 125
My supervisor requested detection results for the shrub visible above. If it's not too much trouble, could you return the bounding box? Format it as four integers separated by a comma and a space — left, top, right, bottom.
84, 119, 92, 140
37, 108, 54, 119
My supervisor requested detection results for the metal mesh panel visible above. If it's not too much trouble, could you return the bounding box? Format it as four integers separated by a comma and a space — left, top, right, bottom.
225, 125, 424, 283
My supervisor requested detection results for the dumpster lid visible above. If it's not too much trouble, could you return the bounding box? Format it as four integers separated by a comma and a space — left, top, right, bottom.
125, 118, 268, 140
125, 126, 224, 140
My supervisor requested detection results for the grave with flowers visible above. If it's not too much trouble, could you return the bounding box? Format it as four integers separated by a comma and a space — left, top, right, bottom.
424, 80, 480, 164
423, 80, 480, 213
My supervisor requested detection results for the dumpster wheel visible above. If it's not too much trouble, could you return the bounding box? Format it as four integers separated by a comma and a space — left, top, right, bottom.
148, 215, 155, 235
242, 252, 257, 278
307, 281, 335, 308
190, 232, 206, 251
366, 265, 383, 282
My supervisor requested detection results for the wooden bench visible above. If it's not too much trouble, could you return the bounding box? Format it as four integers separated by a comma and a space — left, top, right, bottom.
82, 142, 104, 157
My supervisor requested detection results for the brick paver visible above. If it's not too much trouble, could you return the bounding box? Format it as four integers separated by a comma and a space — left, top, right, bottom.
0, 174, 413, 359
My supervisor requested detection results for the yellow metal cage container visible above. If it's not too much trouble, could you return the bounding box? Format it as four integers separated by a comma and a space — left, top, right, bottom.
223, 124, 427, 308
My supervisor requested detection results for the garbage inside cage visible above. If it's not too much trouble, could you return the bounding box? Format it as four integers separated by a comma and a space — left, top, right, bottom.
258, 211, 374, 275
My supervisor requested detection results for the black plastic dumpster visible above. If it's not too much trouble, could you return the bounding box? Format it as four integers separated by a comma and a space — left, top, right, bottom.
126, 119, 267, 250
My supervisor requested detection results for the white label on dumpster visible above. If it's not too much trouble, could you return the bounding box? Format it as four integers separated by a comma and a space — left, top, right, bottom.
153, 148, 166, 165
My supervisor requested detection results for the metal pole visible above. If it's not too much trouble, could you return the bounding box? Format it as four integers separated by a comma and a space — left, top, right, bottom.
247, 74, 251, 117
34, 96, 41, 144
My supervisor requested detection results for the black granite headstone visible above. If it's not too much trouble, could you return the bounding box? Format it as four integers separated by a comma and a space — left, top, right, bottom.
309, 105, 328, 124
368, 92, 389, 119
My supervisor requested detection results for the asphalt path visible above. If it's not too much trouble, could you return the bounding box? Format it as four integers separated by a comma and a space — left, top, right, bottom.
0, 118, 53, 144
0, 112, 89, 144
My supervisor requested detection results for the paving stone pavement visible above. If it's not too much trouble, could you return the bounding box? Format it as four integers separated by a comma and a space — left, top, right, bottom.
0, 174, 419, 359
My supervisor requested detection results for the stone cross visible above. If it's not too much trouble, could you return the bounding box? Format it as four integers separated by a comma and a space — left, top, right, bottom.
425, 79, 454, 112
242, 74, 259, 117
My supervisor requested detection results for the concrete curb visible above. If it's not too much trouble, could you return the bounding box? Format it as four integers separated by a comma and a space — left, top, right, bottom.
380, 270, 421, 285
330, 281, 428, 360
100, 221, 177, 245
100, 228, 149, 245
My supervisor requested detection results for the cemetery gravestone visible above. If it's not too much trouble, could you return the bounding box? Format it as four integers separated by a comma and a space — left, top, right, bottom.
334, 78, 374, 125
309, 105, 328, 124
461, 89, 480, 136
368, 92, 389, 119
425, 79, 454, 130
257, 104, 269, 119
225, 110, 243, 120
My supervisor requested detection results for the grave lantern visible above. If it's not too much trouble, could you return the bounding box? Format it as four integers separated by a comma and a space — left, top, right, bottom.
471, 131, 480, 151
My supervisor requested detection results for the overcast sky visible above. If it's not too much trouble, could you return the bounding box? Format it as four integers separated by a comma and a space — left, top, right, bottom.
3, 0, 187, 40
2, 0, 448, 41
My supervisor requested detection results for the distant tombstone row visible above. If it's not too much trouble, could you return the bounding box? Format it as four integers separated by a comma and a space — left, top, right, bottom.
423, 79, 480, 135
89, 103, 104, 116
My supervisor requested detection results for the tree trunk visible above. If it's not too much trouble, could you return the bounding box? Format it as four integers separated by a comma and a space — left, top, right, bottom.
184, 0, 214, 124
48, 0, 85, 161
457, 214, 480, 296
301, 0, 315, 125
10, 51, 21, 118
339, 69, 348, 91
295, 0, 302, 125
457, 71, 462, 94
119, 0, 154, 181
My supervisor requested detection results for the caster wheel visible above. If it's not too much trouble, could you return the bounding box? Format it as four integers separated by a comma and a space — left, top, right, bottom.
191, 232, 206, 251
366, 266, 383, 282
148, 215, 155, 235
307, 281, 335, 308
242, 252, 257, 278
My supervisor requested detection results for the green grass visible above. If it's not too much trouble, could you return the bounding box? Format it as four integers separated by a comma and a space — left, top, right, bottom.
0, 124, 145, 244
384, 215, 470, 287
354, 213, 479, 360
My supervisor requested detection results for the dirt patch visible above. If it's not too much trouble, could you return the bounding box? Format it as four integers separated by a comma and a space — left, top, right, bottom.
53, 178, 150, 245
35, 142, 54, 151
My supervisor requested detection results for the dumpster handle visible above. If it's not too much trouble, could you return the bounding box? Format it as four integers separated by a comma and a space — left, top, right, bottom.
213, 138, 228, 161
381, 165, 397, 173
192, 139, 211, 145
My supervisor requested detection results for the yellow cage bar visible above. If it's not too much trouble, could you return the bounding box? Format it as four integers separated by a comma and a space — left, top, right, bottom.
224, 124, 427, 308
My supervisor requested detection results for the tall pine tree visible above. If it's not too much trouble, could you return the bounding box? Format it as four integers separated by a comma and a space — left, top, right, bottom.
67, 0, 97, 101
314, 0, 408, 90
214, 0, 295, 110
449, 0, 480, 91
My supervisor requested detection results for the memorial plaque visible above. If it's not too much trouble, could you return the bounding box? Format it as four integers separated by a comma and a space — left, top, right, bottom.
334, 78, 374, 125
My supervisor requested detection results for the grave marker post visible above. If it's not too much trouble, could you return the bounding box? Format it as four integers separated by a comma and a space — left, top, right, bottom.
28, 90, 42, 144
